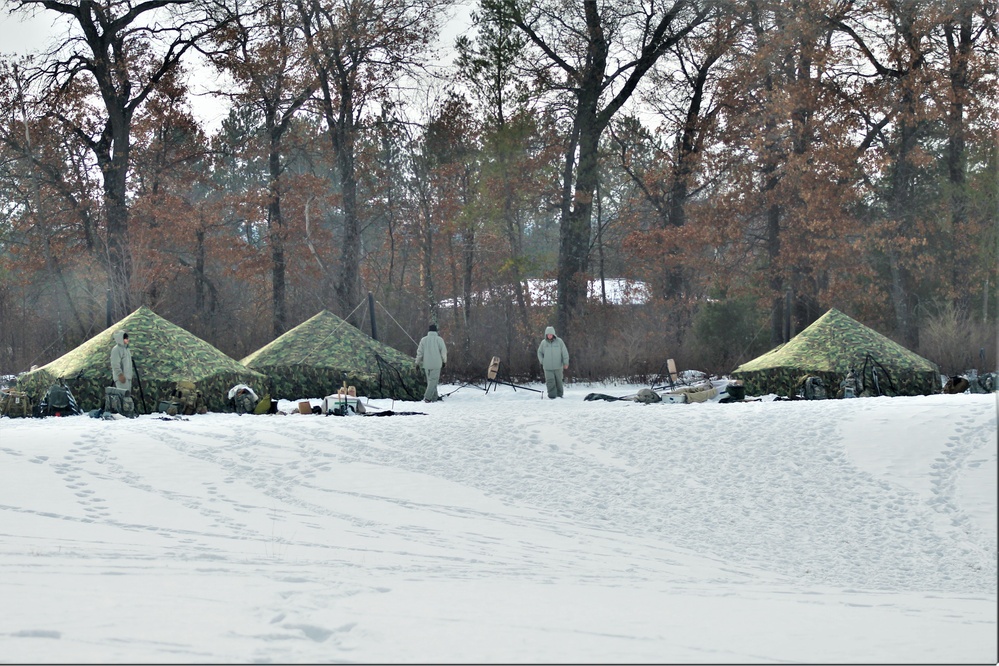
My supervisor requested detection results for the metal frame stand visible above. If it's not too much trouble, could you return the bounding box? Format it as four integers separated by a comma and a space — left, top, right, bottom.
485, 356, 542, 394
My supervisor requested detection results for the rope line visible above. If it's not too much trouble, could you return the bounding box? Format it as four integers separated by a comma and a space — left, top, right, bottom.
23, 317, 99, 374
374, 352, 422, 401
300, 299, 368, 363
376, 301, 418, 347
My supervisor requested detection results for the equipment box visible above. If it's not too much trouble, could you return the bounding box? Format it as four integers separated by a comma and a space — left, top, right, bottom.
322, 394, 361, 415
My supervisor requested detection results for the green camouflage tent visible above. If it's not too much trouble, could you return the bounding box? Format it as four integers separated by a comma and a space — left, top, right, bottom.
240, 309, 426, 401
17, 306, 267, 412
731, 308, 940, 397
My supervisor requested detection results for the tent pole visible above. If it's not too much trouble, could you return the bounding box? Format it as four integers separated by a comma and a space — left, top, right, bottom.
784, 290, 792, 342
368, 292, 378, 341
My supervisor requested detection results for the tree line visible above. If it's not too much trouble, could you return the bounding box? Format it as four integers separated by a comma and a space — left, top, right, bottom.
1, 0, 996, 383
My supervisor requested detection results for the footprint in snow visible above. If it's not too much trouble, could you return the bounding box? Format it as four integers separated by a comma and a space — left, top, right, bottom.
285, 622, 356, 642
11, 629, 61, 639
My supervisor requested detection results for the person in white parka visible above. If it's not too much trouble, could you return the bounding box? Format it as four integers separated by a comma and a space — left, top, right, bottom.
416, 323, 448, 403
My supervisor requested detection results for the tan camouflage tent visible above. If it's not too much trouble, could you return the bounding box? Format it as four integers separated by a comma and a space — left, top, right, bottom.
240, 310, 426, 401
16, 306, 266, 412
731, 308, 940, 397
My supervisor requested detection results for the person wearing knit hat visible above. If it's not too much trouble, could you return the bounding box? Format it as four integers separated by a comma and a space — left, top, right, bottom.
415, 322, 447, 402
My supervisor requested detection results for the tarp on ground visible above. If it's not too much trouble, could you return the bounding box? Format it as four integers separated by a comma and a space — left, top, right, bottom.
240, 310, 426, 401
16, 306, 267, 412
731, 308, 939, 397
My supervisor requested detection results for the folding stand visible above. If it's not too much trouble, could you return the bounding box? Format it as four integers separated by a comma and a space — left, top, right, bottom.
651, 358, 680, 392
484, 356, 500, 392
485, 356, 543, 394
440, 358, 492, 397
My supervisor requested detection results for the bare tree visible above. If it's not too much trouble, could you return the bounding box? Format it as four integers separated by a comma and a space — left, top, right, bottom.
5, 0, 213, 319
612, 11, 741, 301
827, 1, 949, 347
487, 0, 714, 346
293, 0, 446, 325
456, 4, 536, 354
205, 0, 318, 336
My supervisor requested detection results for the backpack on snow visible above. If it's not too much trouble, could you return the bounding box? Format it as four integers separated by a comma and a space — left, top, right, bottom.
943, 375, 970, 394
0, 389, 33, 418
837, 370, 860, 399
967, 371, 996, 394
799, 375, 828, 400
228, 386, 259, 414
104, 386, 136, 417
164, 380, 207, 416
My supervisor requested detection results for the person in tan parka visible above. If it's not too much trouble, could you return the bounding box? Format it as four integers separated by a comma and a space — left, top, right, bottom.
110, 330, 133, 391
537, 326, 569, 399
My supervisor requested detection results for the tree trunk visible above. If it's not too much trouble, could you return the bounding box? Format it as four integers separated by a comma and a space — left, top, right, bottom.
556, 108, 601, 343
887, 116, 921, 348
887, 246, 913, 345
462, 224, 475, 355
268, 137, 287, 337
103, 143, 132, 319
333, 111, 363, 323
501, 162, 531, 344
555, 3, 607, 344
418, 191, 437, 325
945, 8, 972, 304
766, 197, 784, 346
662, 49, 716, 300
195, 227, 210, 313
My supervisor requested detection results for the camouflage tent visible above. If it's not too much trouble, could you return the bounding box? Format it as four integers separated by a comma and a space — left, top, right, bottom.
17, 306, 266, 412
240, 309, 426, 401
731, 308, 940, 397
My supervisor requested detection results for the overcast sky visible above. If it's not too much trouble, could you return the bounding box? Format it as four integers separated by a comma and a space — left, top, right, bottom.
1, 3, 473, 59
0, 8, 60, 55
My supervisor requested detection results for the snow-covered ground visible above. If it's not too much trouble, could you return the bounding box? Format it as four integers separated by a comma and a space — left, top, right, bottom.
1, 382, 996, 664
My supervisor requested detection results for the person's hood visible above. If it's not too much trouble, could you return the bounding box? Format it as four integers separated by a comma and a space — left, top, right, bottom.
544, 326, 556, 338
113, 330, 127, 346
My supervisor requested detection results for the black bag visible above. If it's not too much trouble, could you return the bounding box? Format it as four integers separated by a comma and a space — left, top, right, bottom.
45, 384, 72, 410
39, 382, 82, 417
724, 382, 746, 401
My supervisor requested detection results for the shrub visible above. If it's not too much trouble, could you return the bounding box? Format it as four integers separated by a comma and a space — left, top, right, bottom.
689, 296, 770, 375
918, 301, 997, 375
